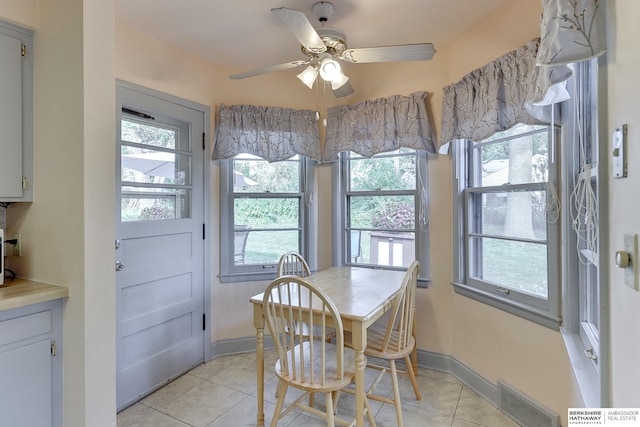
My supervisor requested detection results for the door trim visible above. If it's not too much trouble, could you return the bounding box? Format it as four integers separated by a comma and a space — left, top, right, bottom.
116, 79, 211, 363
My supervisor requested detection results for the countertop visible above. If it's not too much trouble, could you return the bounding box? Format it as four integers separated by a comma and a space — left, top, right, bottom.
0, 277, 69, 311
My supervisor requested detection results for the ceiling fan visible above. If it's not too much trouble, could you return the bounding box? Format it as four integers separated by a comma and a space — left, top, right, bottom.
229, 2, 437, 98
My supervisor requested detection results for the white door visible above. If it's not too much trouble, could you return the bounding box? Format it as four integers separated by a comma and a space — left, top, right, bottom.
116, 85, 206, 410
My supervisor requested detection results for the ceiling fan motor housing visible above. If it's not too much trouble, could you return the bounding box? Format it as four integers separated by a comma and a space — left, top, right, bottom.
312, 2, 335, 22
301, 27, 347, 58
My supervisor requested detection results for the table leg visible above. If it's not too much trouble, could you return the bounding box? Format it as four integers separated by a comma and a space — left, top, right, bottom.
355, 348, 366, 427
254, 305, 265, 427
352, 323, 368, 427
412, 316, 418, 375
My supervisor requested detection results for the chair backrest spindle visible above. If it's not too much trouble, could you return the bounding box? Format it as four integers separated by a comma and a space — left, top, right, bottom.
378, 260, 419, 353
263, 276, 345, 388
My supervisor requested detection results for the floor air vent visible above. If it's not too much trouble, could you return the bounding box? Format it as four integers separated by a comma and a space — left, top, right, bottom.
497, 380, 561, 427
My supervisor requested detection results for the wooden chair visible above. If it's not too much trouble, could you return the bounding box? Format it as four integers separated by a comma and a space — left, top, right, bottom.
277, 252, 336, 341
345, 260, 421, 427
277, 251, 311, 277
276, 251, 335, 404
262, 276, 375, 427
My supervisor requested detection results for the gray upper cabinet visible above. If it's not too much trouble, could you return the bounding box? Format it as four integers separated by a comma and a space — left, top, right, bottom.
0, 20, 33, 202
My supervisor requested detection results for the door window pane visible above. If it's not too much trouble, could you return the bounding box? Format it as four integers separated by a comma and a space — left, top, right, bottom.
120, 116, 192, 222
121, 119, 178, 149
121, 187, 190, 221
122, 147, 191, 185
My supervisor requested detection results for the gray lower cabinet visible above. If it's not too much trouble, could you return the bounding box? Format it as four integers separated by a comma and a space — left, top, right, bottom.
0, 299, 63, 427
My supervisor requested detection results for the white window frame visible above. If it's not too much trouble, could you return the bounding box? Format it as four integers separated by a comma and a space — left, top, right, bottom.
452, 125, 562, 329
332, 149, 431, 285
560, 57, 608, 407
219, 156, 317, 283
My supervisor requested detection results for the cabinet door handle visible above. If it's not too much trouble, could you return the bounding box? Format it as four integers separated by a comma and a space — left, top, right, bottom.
585, 348, 598, 362
116, 261, 125, 271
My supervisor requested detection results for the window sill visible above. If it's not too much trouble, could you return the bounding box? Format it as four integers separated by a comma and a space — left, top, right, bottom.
417, 277, 431, 288
452, 282, 561, 330
561, 329, 600, 407
219, 271, 277, 284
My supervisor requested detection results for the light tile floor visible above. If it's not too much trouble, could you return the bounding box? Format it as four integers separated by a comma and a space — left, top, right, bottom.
117, 351, 521, 427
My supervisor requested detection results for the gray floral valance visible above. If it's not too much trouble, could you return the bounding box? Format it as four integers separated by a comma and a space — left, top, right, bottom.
212, 104, 321, 162
528, 0, 606, 118
323, 91, 436, 162
537, 0, 606, 67
440, 40, 548, 147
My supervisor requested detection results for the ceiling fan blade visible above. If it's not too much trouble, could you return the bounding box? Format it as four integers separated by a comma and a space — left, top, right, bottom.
271, 7, 326, 53
229, 60, 308, 79
332, 81, 355, 98
341, 43, 436, 63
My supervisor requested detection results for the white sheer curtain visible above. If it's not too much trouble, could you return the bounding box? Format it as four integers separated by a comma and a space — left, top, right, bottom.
213, 104, 321, 162
323, 91, 436, 162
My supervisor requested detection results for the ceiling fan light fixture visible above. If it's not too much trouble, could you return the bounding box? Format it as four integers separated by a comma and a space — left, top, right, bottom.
297, 65, 318, 89
330, 72, 349, 90
319, 57, 342, 81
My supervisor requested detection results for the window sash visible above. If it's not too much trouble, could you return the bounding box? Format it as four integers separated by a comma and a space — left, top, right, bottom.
219, 156, 314, 282
454, 124, 561, 327
573, 59, 600, 365
337, 150, 429, 278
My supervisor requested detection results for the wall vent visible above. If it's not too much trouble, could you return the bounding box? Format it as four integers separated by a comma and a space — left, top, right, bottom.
497, 380, 561, 427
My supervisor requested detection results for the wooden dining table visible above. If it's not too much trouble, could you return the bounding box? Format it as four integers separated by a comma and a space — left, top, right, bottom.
250, 266, 408, 427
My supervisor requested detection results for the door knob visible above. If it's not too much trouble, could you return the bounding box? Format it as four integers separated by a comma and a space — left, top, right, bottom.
116, 261, 125, 271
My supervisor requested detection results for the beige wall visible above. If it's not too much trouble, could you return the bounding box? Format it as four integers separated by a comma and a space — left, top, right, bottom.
445, 1, 574, 422
606, 0, 640, 407
3, 0, 116, 426
0, 0, 38, 28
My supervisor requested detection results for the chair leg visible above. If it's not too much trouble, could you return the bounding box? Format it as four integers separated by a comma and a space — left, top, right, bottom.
325, 392, 335, 427
331, 390, 340, 414
364, 394, 376, 427
389, 360, 404, 427
271, 381, 288, 427
404, 355, 421, 400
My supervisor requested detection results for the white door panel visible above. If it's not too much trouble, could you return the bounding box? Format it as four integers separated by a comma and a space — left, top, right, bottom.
116, 85, 205, 410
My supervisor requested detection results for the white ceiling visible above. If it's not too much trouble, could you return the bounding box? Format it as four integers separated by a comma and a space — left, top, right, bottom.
115, 0, 511, 72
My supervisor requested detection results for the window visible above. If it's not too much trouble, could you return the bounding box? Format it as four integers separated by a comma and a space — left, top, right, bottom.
335, 148, 430, 282
453, 124, 561, 328
120, 115, 192, 221
561, 58, 604, 402
573, 60, 600, 369
219, 154, 316, 282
